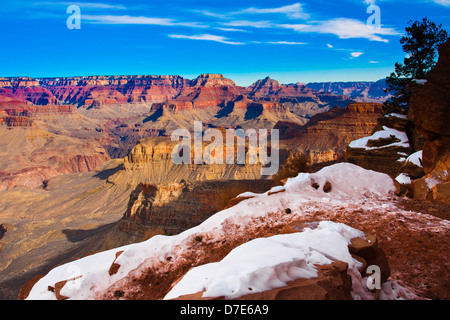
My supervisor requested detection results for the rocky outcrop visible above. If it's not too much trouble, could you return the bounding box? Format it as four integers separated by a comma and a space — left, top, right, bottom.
0, 104, 75, 117
345, 113, 413, 178
112, 179, 274, 245
0, 150, 110, 191
409, 40, 450, 175
0, 86, 59, 106
277, 102, 384, 164
173, 74, 246, 109
0, 116, 35, 128
248, 76, 285, 97
122, 135, 271, 183
0, 123, 110, 190
407, 39, 450, 202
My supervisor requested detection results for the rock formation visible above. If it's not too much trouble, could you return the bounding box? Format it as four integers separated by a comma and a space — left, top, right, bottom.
406, 39, 449, 202
0, 113, 110, 190
109, 179, 274, 246
277, 102, 384, 164
345, 113, 413, 177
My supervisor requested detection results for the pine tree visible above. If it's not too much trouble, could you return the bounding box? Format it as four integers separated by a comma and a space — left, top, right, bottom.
383, 18, 448, 115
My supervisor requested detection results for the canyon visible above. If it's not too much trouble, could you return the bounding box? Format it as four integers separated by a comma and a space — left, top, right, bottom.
0, 73, 358, 191
1, 40, 449, 301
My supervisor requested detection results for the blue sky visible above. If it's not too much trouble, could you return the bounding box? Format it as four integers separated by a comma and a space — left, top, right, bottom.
1, 0, 449, 86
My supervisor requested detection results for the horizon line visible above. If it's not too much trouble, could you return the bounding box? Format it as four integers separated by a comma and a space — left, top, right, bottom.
0, 73, 386, 87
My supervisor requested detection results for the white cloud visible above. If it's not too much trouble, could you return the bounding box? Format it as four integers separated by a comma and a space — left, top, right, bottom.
267, 41, 307, 45
280, 18, 400, 42
221, 20, 273, 29
62, 2, 126, 9
369, 60, 380, 64
193, 10, 229, 19
35, 1, 126, 10
237, 3, 310, 20
431, 0, 450, 6
82, 15, 206, 28
327, 43, 334, 48
350, 52, 364, 58
168, 34, 244, 45
215, 27, 247, 32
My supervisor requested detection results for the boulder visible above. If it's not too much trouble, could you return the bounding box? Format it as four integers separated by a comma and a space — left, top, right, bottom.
348, 235, 391, 283
401, 160, 425, 180
411, 178, 433, 200
431, 181, 450, 202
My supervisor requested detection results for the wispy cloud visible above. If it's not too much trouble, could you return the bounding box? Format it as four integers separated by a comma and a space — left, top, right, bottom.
62, 2, 126, 9
193, 10, 229, 19
196, 3, 310, 20
220, 20, 273, 29
430, 0, 450, 6
215, 27, 247, 32
192, 3, 399, 43
267, 41, 307, 45
82, 14, 207, 28
168, 34, 244, 45
280, 18, 400, 42
236, 3, 310, 20
35, 2, 126, 10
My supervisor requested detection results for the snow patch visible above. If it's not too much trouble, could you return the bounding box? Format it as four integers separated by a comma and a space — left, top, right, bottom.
406, 150, 423, 168
348, 126, 410, 151
396, 173, 412, 185
164, 221, 364, 300
412, 79, 427, 85
425, 177, 440, 189
385, 113, 408, 120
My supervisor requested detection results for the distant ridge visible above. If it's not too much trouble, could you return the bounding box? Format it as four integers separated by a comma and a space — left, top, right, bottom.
306, 79, 390, 103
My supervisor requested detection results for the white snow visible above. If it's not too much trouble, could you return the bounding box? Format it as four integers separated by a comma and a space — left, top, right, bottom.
348, 126, 410, 151
268, 185, 285, 193
396, 173, 412, 185
406, 150, 423, 168
412, 79, 427, 85
283, 162, 396, 200
164, 221, 364, 300
425, 177, 440, 189
385, 113, 408, 120
25, 163, 400, 300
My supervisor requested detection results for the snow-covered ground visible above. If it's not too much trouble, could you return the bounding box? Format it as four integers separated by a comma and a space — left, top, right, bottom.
163, 221, 409, 300
25, 163, 445, 300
